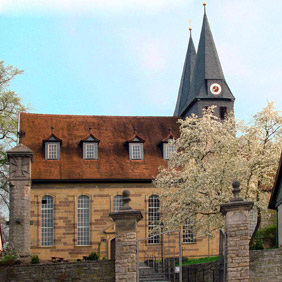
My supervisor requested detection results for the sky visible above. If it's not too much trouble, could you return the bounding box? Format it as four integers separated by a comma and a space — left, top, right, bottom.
1, 0, 282, 122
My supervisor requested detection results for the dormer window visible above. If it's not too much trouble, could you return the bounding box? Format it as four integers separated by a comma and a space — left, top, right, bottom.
85, 143, 98, 159
80, 128, 100, 160
130, 142, 143, 160
43, 127, 62, 160
47, 143, 58, 159
161, 128, 176, 160
163, 141, 176, 160
126, 129, 145, 160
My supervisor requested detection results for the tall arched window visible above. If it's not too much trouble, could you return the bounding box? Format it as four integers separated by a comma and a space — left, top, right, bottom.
77, 195, 90, 246
148, 195, 160, 244
41, 195, 54, 246
183, 219, 194, 243
113, 195, 123, 211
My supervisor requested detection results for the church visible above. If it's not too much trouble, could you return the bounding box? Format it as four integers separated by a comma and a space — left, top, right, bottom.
8, 6, 235, 261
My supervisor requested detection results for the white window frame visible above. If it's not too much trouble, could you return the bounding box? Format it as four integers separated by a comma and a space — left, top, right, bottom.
41, 195, 54, 247
113, 195, 123, 211
77, 195, 90, 246
129, 143, 143, 160
84, 143, 98, 160
47, 143, 58, 160
148, 195, 160, 244
163, 142, 176, 160
183, 219, 194, 243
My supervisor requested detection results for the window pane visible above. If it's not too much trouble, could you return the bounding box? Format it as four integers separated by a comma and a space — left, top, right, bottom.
77, 195, 90, 245
132, 144, 141, 159
85, 143, 97, 159
48, 144, 57, 159
113, 195, 123, 211
148, 195, 160, 244
183, 219, 194, 243
164, 142, 176, 160
41, 196, 54, 246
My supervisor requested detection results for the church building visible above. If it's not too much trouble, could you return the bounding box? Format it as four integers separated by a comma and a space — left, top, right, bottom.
8, 6, 235, 261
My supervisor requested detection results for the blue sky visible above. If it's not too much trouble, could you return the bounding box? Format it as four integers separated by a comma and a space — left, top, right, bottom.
1, 0, 282, 121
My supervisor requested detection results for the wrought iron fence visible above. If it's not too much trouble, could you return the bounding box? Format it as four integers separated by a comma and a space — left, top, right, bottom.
137, 230, 182, 282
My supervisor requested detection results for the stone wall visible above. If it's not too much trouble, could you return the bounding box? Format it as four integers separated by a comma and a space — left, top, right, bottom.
250, 248, 282, 282
0, 260, 114, 282
176, 249, 282, 282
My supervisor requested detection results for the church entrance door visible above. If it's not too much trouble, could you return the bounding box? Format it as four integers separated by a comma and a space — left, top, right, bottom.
110, 238, 115, 260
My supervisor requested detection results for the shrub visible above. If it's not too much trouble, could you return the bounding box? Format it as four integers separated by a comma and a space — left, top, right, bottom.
88, 252, 99, 261
0, 248, 18, 265
31, 255, 40, 264
250, 224, 277, 250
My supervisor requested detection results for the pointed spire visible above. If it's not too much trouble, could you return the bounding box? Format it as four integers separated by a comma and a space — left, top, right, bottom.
179, 6, 234, 116
196, 9, 224, 82
174, 23, 197, 116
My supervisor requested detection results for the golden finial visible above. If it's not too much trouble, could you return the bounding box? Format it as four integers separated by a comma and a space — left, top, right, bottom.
203, 1, 207, 13
188, 19, 192, 31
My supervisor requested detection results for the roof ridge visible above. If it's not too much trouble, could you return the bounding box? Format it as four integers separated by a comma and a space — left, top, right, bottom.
20, 112, 179, 118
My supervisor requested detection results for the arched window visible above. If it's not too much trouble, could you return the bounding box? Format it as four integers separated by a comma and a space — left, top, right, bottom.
183, 219, 194, 243
113, 195, 123, 211
148, 195, 160, 244
41, 195, 54, 246
77, 195, 90, 246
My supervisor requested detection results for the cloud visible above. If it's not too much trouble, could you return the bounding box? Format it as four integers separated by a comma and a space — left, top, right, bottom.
0, 0, 188, 16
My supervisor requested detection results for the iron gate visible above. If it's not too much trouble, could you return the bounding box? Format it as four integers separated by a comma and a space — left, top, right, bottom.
137, 230, 182, 282
219, 229, 226, 282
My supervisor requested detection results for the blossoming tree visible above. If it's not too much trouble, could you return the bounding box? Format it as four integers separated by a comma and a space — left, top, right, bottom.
154, 103, 282, 239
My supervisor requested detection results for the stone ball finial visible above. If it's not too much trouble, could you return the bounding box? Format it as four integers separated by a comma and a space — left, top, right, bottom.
231, 180, 243, 202
122, 190, 130, 197
120, 190, 132, 210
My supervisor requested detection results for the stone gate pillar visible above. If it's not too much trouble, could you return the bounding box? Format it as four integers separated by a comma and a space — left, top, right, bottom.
7, 143, 33, 256
110, 190, 143, 282
220, 180, 254, 282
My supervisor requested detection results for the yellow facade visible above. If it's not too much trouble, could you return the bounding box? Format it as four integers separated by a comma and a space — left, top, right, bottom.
30, 182, 219, 261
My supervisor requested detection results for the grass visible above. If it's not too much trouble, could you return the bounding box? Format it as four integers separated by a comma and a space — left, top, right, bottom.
176, 256, 219, 266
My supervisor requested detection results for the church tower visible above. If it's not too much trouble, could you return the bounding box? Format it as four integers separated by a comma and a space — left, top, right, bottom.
174, 3, 235, 119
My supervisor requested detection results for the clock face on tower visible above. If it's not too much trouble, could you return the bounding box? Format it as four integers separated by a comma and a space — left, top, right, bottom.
210, 83, 222, 95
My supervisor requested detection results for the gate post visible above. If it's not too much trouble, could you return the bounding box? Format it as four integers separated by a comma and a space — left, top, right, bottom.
110, 190, 143, 282
220, 181, 253, 282
7, 143, 33, 256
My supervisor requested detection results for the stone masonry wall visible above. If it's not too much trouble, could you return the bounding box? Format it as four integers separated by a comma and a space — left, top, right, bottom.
0, 260, 114, 282
250, 248, 282, 282
30, 182, 219, 260
177, 249, 282, 282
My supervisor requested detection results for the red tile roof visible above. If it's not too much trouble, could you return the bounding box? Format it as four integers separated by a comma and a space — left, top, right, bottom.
20, 113, 179, 181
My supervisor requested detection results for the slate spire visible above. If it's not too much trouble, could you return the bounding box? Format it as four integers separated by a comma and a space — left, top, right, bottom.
174, 27, 197, 116
178, 4, 234, 118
